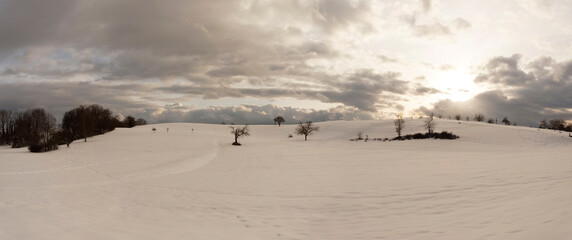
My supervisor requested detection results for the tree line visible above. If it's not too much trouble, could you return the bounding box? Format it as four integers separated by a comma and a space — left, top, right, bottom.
0, 104, 147, 152
539, 119, 572, 132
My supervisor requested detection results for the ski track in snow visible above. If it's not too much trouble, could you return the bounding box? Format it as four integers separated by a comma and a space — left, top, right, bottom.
0, 120, 571, 240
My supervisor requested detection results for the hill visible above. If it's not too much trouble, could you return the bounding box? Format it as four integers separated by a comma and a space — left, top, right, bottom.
1, 119, 571, 239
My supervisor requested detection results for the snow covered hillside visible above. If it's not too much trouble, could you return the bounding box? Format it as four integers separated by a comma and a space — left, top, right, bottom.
1, 119, 571, 240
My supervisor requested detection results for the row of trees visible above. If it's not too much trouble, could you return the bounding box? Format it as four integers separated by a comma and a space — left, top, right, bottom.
0, 105, 147, 152
0, 108, 58, 151
539, 119, 572, 132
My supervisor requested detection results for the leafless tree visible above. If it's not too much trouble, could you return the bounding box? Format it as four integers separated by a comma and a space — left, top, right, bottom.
501, 117, 511, 125
424, 113, 437, 134
230, 125, 250, 145
357, 131, 364, 140
136, 118, 147, 126
0, 110, 12, 145
394, 115, 405, 138
474, 113, 485, 122
296, 121, 319, 141
454, 114, 461, 121
273, 116, 285, 126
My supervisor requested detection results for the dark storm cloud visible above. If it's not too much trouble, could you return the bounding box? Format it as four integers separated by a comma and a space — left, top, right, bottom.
0, 80, 377, 123
157, 69, 408, 112
474, 54, 534, 85
0, 0, 76, 49
422, 55, 572, 125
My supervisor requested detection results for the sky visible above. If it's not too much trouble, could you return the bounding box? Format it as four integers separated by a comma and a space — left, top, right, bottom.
1, 0, 571, 126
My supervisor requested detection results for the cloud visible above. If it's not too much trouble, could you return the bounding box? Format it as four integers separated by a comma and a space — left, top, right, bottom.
315, 0, 373, 32
474, 54, 534, 86
412, 84, 442, 95
453, 18, 472, 29
160, 104, 376, 124
378, 54, 399, 63
0, 81, 155, 122
399, 5, 471, 37
421, 0, 432, 13
421, 54, 572, 125
421, 62, 455, 71
156, 69, 408, 112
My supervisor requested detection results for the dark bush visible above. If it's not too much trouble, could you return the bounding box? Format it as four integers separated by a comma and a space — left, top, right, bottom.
391, 131, 459, 141
29, 143, 59, 153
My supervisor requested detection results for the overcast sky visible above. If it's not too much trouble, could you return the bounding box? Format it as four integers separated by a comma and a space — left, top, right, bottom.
1, 0, 571, 125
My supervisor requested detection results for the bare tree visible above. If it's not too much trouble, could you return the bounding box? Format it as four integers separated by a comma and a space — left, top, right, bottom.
539, 120, 548, 129
487, 118, 495, 124
124, 116, 136, 128
0, 110, 12, 145
548, 119, 566, 130
424, 113, 436, 134
454, 114, 461, 121
62, 104, 120, 144
474, 113, 485, 122
501, 117, 511, 125
274, 116, 285, 126
136, 118, 147, 126
357, 131, 364, 140
296, 121, 319, 141
394, 115, 405, 138
230, 125, 250, 145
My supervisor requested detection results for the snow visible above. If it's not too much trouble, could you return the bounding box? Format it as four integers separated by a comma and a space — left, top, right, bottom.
1, 119, 571, 240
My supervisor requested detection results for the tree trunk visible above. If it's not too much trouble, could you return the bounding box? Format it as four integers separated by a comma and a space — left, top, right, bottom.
234, 135, 238, 144
304, 134, 307, 141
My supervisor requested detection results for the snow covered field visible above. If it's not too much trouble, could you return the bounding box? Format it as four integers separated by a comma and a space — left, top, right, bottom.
1, 119, 571, 240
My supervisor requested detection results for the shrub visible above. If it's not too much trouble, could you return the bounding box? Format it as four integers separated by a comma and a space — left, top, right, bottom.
391, 131, 459, 141
29, 143, 59, 153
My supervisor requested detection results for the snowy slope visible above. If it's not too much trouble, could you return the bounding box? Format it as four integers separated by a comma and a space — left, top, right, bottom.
1, 119, 571, 240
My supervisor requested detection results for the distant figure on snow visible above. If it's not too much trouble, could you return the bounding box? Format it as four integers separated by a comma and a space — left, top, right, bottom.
152, 128, 157, 133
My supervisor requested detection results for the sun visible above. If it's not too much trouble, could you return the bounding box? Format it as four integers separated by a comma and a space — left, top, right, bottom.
433, 69, 480, 102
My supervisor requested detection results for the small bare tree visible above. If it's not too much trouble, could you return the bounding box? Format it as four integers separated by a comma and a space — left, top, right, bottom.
357, 131, 364, 140
230, 125, 250, 146
296, 121, 319, 141
501, 117, 511, 125
424, 112, 436, 134
274, 116, 285, 126
394, 115, 405, 138
474, 113, 485, 122
454, 114, 461, 121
